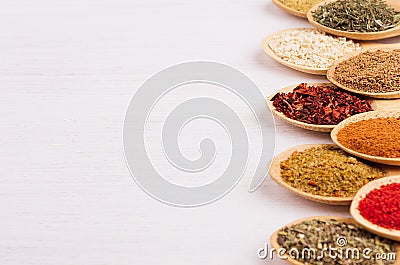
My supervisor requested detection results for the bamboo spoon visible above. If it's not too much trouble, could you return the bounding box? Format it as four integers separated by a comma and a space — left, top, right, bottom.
270, 216, 400, 265
262, 28, 399, 75
331, 111, 400, 166
269, 144, 400, 205
307, 0, 400, 40
271, 0, 308, 18
350, 176, 400, 241
266, 83, 400, 132
327, 46, 400, 99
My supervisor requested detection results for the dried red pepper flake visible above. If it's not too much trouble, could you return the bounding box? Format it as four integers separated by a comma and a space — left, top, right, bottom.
308, 181, 317, 187
358, 183, 400, 230
271, 83, 373, 125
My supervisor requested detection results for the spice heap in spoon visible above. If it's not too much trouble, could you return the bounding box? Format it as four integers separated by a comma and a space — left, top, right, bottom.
280, 146, 385, 197
277, 219, 396, 265
271, 83, 372, 125
358, 183, 400, 231
312, 0, 400, 32
337, 116, 400, 158
331, 49, 400, 94
278, 0, 323, 12
268, 28, 360, 69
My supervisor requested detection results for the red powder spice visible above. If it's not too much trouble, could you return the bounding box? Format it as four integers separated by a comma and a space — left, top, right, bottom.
358, 183, 400, 230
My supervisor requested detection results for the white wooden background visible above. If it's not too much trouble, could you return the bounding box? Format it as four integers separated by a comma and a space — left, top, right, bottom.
1, 1, 399, 264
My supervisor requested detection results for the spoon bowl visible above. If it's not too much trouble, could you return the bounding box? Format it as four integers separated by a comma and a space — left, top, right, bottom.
261, 29, 398, 75
327, 47, 400, 99
271, 0, 308, 18
262, 28, 336, 75
270, 216, 400, 265
269, 144, 396, 205
307, 0, 400, 40
266, 83, 400, 132
331, 111, 400, 166
350, 176, 400, 241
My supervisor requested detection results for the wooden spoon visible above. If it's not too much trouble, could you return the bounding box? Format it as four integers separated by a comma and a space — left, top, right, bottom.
271, 0, 308, 18
307, 0, 400, 40
350, 176, 400, 241
270, 216, 400, 265
261, 28, 399, 75
266, 83, 400, 132
269, 144, 400, 205
331, 111, 400, 166
327, 46, 400, 99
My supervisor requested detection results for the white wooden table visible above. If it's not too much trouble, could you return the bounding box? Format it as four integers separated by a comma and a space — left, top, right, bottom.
1, 1, 399, 264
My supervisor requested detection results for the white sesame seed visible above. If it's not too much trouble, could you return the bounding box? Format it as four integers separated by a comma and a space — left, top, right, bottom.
268, 28, 361, 69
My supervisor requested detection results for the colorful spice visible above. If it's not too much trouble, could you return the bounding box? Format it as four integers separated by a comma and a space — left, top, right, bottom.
312, 0, 400, 32
271, 83, 372, 125
277, 219, 396, 265
358, 183, 400, 230
332, 49, 400, 94
278, 0, 323, 12
268, 28, 360, 69
280, 146, 384, 197
336, 117, 400, 158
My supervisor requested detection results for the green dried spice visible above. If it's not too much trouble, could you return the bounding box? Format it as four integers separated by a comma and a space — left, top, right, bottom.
312, 0, 400, 32
280, 146, 385, 197
279, 0, 323, 12
277, 219, 396, 265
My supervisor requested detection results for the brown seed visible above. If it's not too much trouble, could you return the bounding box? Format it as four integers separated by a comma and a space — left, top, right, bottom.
333, 49, 400, 93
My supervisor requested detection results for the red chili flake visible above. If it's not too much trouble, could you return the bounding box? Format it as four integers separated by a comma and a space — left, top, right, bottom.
271, 83, 373, 125
358, 183, 400, 230
308, 181, 317, 187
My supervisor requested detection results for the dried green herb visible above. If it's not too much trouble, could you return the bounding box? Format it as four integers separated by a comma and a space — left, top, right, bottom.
277, 219, 396, 265
280, 146, 385, 197
312, 0, 400, 32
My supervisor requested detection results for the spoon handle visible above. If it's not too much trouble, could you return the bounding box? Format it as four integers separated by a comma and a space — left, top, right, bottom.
386, 167, 400, 177
361, 42, 400, 49
373, 98, 400, 111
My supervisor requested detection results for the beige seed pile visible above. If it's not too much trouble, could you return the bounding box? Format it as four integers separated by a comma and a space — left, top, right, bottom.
268, 29, 361, 69
333, 49, 400, 93
279, 0, 323, 12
